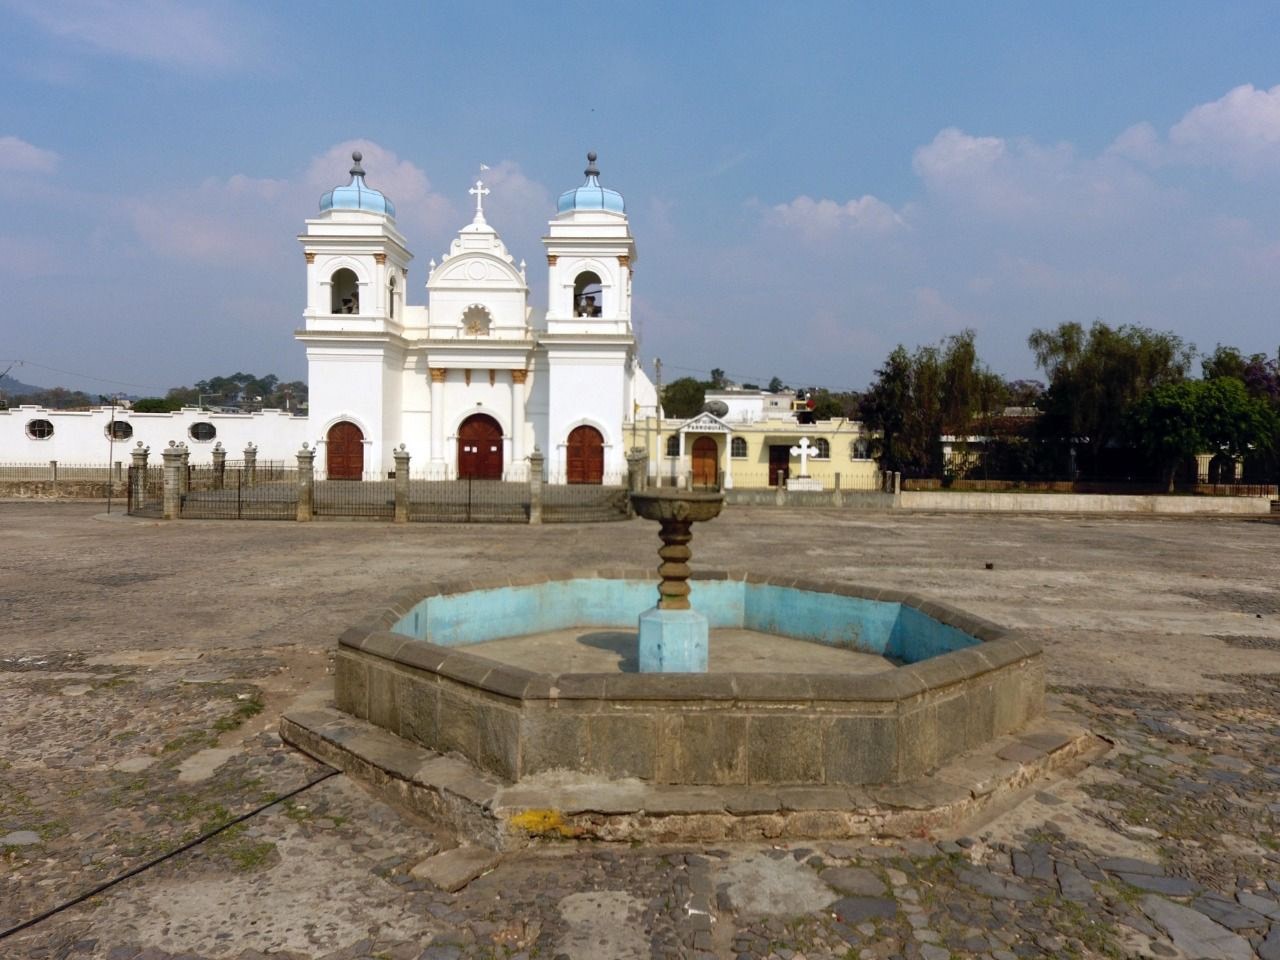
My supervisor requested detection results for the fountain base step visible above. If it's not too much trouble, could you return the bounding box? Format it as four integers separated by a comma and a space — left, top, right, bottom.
638, 607, 708, 672
281, 702, 1103, 850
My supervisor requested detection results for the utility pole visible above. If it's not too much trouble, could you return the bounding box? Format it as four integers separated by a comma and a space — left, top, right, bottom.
105, 394, 118, 514
654, 357, 663, 487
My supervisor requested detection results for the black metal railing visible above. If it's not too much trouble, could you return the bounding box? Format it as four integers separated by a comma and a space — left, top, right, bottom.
407, 477, 530, 523
126, 465, 164, 517
179, 465, 298, 520
314, 478, 395, 519
542, 483, 630, 522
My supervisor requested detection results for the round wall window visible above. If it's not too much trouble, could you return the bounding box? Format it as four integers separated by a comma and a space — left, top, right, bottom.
27, 419, 54, 439
106, 421, 133, 440
189, 422, 216, 442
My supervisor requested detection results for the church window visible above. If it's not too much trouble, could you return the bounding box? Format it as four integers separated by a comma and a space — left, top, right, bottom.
730, 437, 747, 458
665, 435, 679, 457
573, 271, 603, 317
330, 268, 360, 314
189, 422, 216, 442
26, 419, 53, 439
388, 274, 396, 320
814, 438, 830, 459
462, 304, 492, 336
106, 421, 133, 440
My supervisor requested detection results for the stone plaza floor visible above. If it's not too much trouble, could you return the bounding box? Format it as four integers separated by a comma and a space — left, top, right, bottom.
0, 500, 1278, 960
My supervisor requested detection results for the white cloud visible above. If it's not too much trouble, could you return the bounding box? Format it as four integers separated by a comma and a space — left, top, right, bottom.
766, 194, 905, 240
0, 135, 59, 174
4, 0, 246, 70
1168, 83, 1280, 178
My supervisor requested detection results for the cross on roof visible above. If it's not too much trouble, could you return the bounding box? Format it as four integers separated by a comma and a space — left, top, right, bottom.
469, 178, 490, 221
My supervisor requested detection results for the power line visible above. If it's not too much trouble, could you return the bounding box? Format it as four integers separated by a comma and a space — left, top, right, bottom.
0, 360, 168, 392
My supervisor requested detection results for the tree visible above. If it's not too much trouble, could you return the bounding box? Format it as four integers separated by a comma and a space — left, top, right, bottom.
1029, 321, 1194, 474
1203, 344, 1280, 406
767, 376, 785, 393
1127, 377, 1276, 491
132, 397, 183, 413
661, 377, 706, 419
709, 368, 727, 389
862, 330, 994, 477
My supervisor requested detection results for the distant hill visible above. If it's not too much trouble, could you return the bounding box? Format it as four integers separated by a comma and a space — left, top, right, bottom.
0, 374, 45, 397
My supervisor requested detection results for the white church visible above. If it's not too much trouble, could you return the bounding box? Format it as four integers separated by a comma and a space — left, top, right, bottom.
2, 152, 659, 483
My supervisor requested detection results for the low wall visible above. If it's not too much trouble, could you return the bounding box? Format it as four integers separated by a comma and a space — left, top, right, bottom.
900, 491, 1273, 515
723, 489, 895, 509
0, 480, 123, 499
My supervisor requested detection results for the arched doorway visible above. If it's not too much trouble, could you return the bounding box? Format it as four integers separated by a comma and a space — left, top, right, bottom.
458, 414, 503, 479
326, 421, 364, 480
692, 436, 718, 488
566, 425, 605, 484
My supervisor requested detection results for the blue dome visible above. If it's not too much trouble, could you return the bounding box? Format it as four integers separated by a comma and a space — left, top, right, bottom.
557, 152, 625, 214
319, 151, 395, 217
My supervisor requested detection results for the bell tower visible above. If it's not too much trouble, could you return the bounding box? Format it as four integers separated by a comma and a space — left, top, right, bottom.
298, 151, 412, 333
543, 152, 636, 338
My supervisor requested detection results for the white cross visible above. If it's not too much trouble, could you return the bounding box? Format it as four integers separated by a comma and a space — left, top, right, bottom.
790, 437, 817, 477
469, 178, 490, 220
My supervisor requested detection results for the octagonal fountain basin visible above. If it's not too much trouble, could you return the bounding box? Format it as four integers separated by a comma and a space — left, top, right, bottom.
333, 569, 1044, 788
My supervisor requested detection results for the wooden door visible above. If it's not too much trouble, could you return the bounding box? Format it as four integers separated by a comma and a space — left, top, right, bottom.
458, 414, 503, 479
768, 445, 790, 486
692, 436, 718, 488
326, 421, 364, 480
566, 425, 604, 484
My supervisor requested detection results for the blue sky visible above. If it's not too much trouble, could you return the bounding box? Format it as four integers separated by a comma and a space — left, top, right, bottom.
3, 1, 1279, 396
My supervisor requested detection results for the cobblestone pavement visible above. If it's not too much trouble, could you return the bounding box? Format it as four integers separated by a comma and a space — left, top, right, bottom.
1, 502, 1278, 959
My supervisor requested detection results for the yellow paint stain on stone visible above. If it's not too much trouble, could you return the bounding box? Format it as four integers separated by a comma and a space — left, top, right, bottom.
508, 808, 580, 838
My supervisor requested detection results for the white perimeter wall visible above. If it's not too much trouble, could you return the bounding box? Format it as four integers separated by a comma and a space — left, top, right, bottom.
0, 405, 309, 465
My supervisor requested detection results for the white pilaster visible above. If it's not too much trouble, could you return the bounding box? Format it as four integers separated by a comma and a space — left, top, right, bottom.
429, 369, 445, 464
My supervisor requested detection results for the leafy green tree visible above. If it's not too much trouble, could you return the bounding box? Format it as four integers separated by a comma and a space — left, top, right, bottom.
862, 330, 995, 476
661, 377, 706, 419
767, 376, 785, 393
1028, 321, 1194, 473
1128, 377, 1277, 490
132, 397, 183, 413
709, 368, 727, 389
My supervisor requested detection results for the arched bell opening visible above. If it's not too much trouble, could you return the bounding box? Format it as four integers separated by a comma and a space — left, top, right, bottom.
573, 271, 602, 317
331, 268, 360, 314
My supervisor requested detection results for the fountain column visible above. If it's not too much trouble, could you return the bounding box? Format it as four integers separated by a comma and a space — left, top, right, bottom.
630, 489, 724, 672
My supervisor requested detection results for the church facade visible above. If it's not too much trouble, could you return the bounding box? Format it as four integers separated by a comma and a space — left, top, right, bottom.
299, 151, 656, 483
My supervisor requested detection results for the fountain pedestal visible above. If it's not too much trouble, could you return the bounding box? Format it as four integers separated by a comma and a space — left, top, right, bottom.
629, 489, 724, 673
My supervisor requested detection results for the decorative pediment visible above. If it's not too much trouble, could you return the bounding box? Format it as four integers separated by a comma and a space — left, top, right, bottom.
677, 411, 732, 434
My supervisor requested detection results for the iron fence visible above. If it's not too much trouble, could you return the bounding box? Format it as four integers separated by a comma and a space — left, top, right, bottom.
126, 465, 164, 517
179, 464, 298, 520
0, 461, 127, 481
407, 477, 530, 523
542, 483, 630, 522
314, 478, 395, 519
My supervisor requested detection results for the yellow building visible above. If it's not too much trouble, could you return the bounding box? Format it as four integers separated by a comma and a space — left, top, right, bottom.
628, 409, 881, 491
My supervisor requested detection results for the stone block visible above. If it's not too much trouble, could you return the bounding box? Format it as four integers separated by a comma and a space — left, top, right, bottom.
931, 691, 971, 758
410, 846, 501, 892
482, 666, 535, 700
437, 685, 480, 759
553, 674, 607, 700
334, 653, 369, 719
895, 704, 938, 782
660, 713, 747, 784
747, 715, 824, 784
367, 664, 400, 733
824, 715, 897, 785
396, 671, 440, 749
721, 786, 781, 815
731, 673, 813, 701
965, 677, 997, 746
395, 641, 449, 673
436, 653, 494, 689
588, 713, 658, 779
520, 709, 588, 776
475, 701, 521, 781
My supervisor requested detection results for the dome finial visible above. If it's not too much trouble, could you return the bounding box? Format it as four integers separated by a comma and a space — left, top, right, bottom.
585, 151, 599, 179
350, 151, 364, 177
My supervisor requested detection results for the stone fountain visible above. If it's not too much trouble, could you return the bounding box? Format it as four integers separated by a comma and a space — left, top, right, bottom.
628, 488, 724, 672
